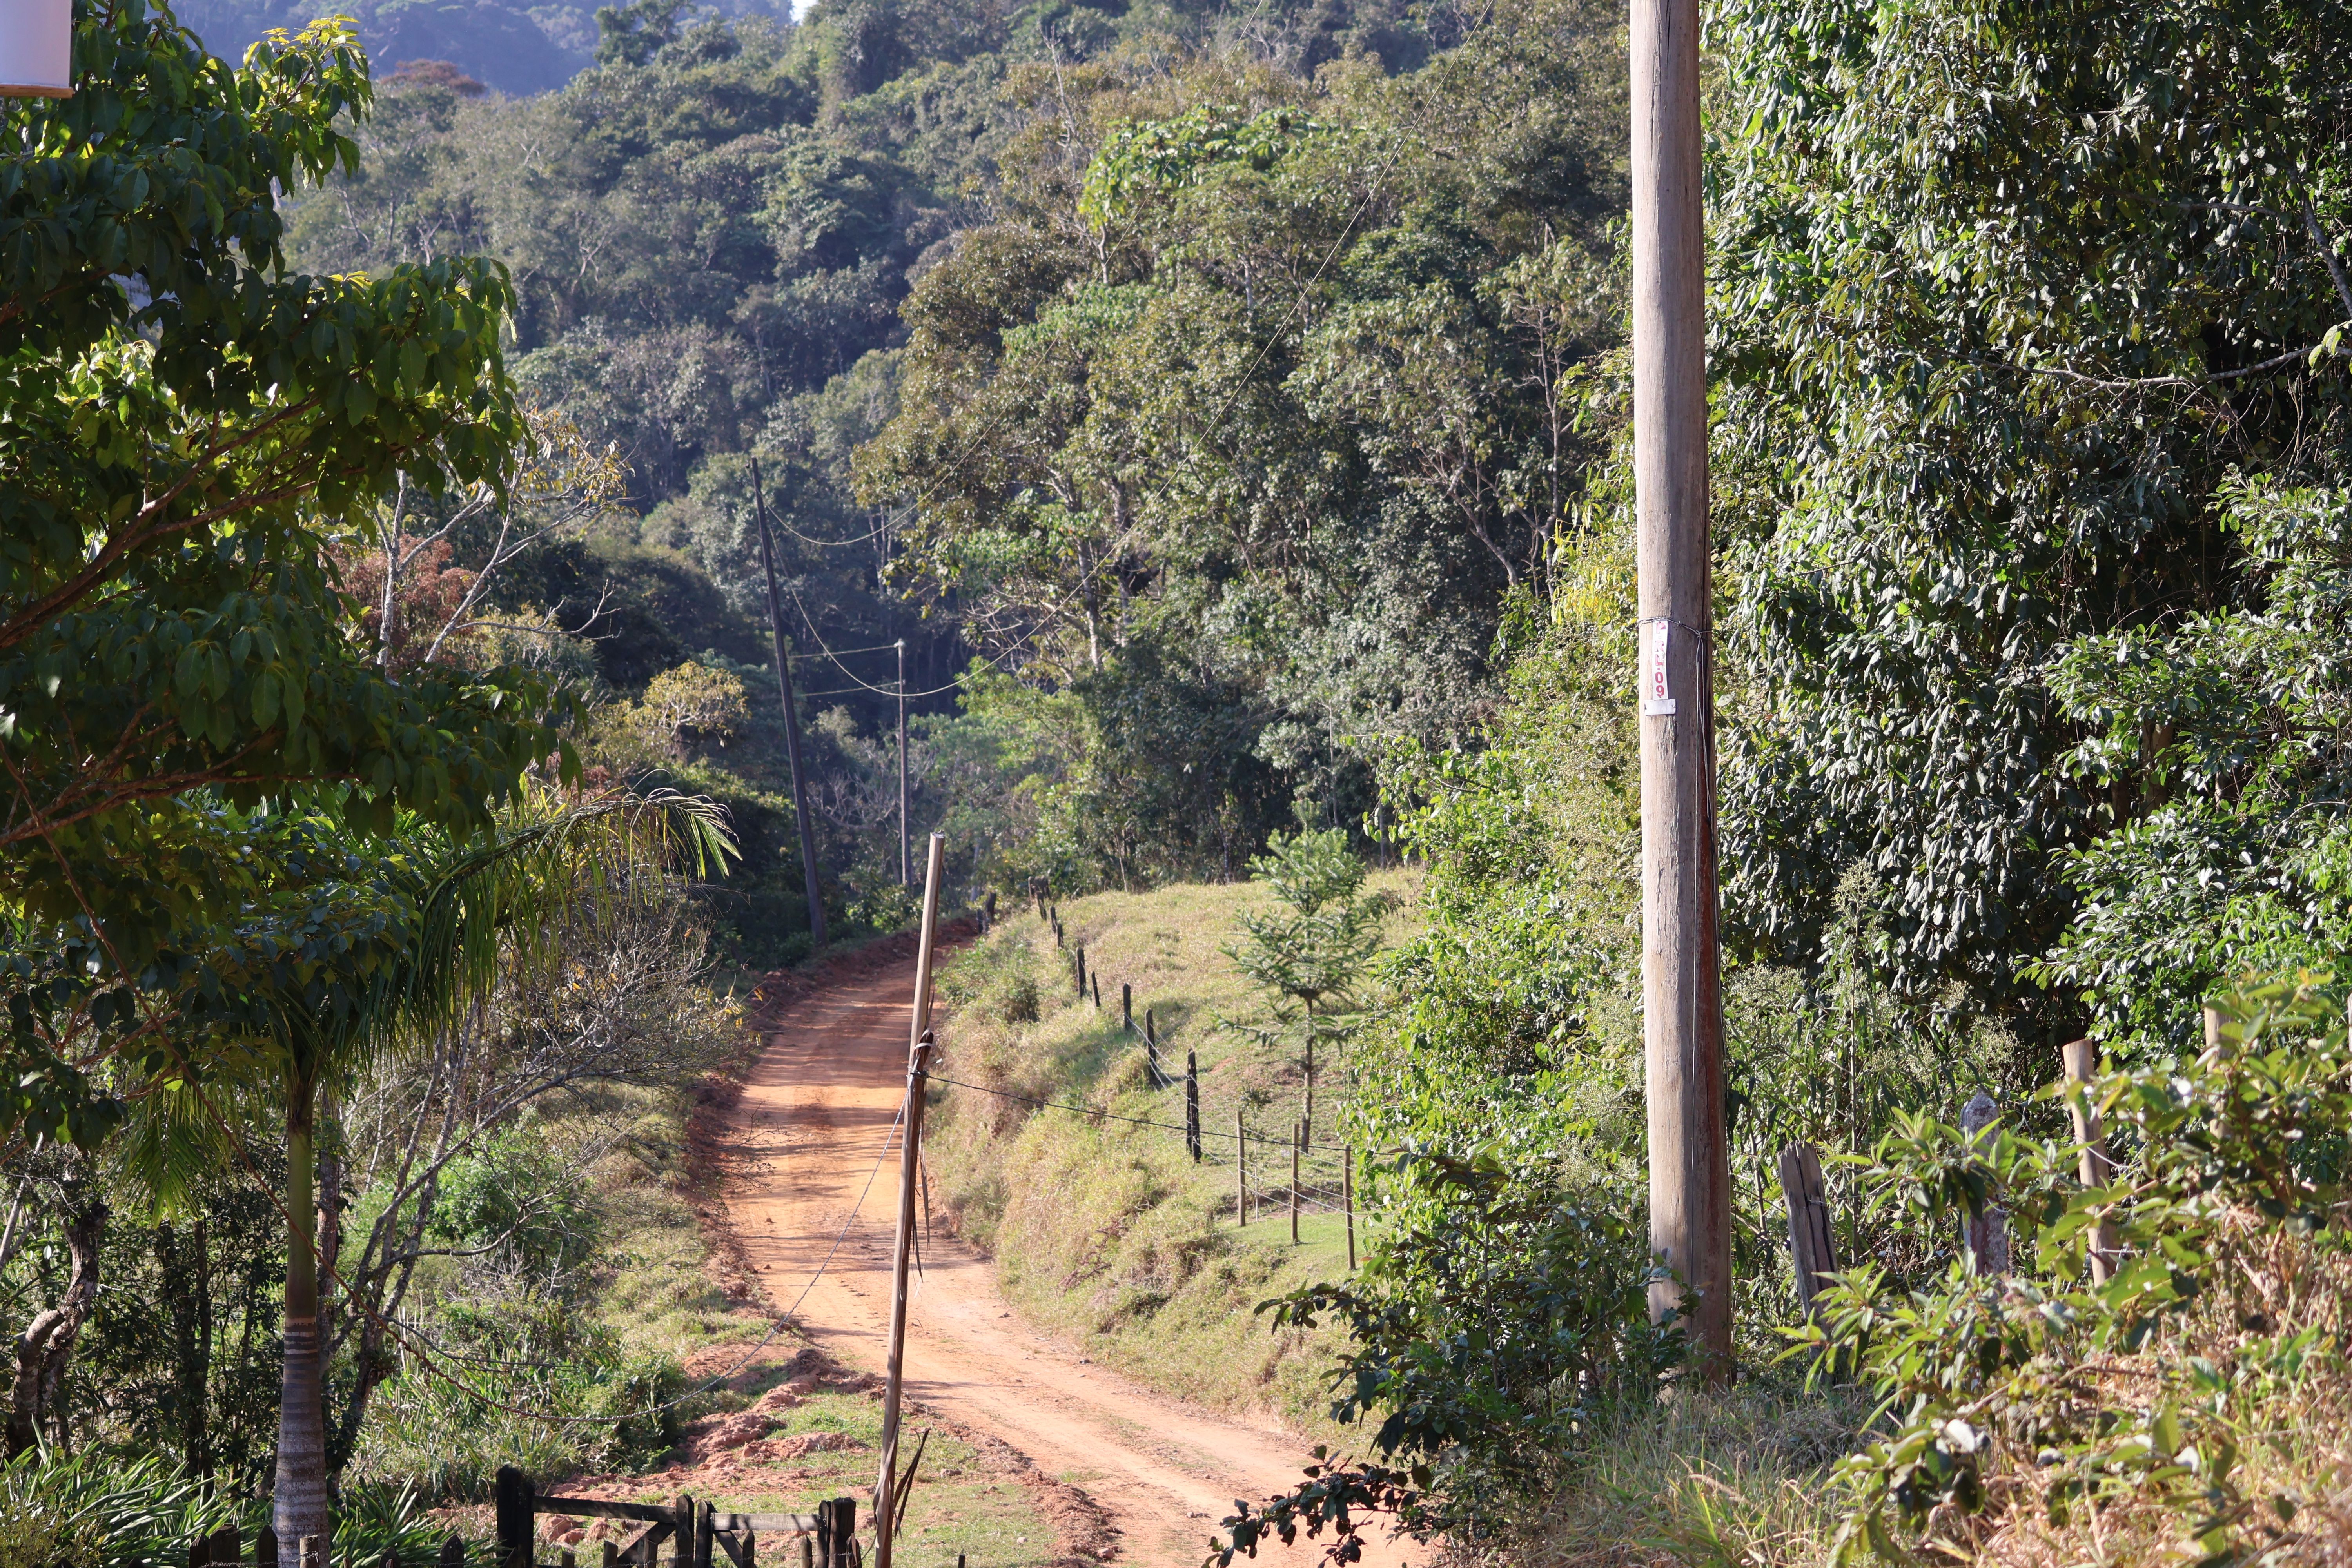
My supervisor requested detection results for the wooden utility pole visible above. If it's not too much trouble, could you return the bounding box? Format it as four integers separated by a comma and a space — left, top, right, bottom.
896, 639, 910, 888
1632, 0, 1731, 1377
751, 459, 827, 952
875, 833, 945, 1568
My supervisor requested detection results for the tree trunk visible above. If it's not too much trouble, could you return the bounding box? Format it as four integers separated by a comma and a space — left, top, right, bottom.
161, 1219, 214, 1472
8, 1198, 105, 1456
275, 1072, 331, 1544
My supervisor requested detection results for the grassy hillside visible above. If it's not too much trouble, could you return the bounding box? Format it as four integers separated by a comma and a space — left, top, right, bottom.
925, 874, 1417, 1433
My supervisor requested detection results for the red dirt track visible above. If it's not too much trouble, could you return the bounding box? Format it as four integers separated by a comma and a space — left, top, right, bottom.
718, 952, 1412, 1568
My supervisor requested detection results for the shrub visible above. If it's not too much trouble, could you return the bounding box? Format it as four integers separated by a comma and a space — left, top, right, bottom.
1216, 1142, 1680, 1556
1797, 978, 2352, 1563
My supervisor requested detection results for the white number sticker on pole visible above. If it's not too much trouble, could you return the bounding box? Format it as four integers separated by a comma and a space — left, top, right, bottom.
1643, 618, 1677, 716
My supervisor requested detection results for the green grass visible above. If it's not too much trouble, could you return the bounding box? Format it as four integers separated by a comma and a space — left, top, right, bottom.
926, 875, 1415, 1434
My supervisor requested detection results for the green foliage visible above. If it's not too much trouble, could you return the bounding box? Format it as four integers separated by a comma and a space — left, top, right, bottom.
862, 0, 1628, 877
1225, 826, 1394, 1078
1710, 0, 2352, 1041
1796, 980, 2352, 1563
1078, 104, 1330, 226
2031, 475, 2352, 1053
428, 1130, 604, 1285
1221, 1146, 1679, 1550
355, 1296, 687, 1497
0, 2, 570, 1141
0, 1447, 445, 1568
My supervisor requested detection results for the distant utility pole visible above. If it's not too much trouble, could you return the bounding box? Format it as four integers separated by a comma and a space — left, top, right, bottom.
896, 638, 910, 888
1632, 0, 1731, 1376
751, 459, 828, 952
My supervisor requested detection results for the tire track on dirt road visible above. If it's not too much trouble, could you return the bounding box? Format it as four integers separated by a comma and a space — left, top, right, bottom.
722, 956, 1412, 1568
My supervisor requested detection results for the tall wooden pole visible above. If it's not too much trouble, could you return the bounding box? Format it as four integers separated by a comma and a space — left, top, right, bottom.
752, 459, 827, 952
896, 639, 910, 888
876, 833, 946, 1568
1632, 0, 1731, 1376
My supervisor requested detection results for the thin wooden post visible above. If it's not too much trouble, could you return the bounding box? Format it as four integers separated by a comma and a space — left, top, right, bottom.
673, 1497, 694, 1568
2061, 1038, 2119, 1283
876, 838, 945, 1568
1958, 1091, 2009, 1274
299, 1537, 324, 1568
495, 1466, 534, 1568
602, 1544, 618, 1568
895, 639, 909, 888
1122, 983, 1132, 1032
1236, 1109, 1247, 1224
751, 459, 826, 951
1633, 0, 1731, 1381
696, 1506, 715, 1568
1075, 946, 1085, 997
438, 1534, 464, 1568
1091, 973, 1100, 1009
258, 1529, 281, 1568
1290, 1120, 1301, 1244
1344, 1149, 1356, 1269
1185, 1053, 1200, 1163
1777, 1142, 1836, 1317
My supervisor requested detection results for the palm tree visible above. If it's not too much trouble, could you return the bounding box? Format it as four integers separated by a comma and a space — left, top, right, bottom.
209, 789, 729, 1546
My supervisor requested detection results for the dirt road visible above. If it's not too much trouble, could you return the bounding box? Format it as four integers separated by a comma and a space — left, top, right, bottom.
722, 962, 1410, 1568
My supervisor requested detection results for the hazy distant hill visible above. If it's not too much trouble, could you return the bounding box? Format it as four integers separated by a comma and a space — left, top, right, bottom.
173, 0, 784, 96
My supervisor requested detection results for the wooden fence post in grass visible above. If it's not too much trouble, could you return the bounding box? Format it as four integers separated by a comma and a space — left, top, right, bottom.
1958, 1090, 2010, 1276
1185, 1053, 1201, 1163
1145, 1009, 1160, 1086
495, 1466, 534, 1568
674, 1497, 695, 1568
2061, 1038, 2120, 1284
1122, 982, 1132, 1032
1290, 1121, 1301, 1244
1777, 1142, 1836, 1318
1345, 1149, 1356, 1269
1236, 1109, 1248, 1224
438, 1534, 465, 1568
1092, 973, 1100, 1009
1075, 946, 1085, 997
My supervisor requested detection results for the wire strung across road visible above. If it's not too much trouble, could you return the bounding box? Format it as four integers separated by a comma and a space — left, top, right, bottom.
923, 1072, 1361, 1154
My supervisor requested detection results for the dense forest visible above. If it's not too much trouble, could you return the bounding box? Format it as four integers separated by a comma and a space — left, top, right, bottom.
9, 0, 2352, 1563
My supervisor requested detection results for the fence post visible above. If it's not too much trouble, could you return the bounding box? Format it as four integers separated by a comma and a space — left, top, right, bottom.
1091, 974, 1100, 1009
257, 1529, 279, 1568
1290, 1121, 1301, 1244
1185, 1053, 1200, 1163
441, 1535, 466, 1568
1122, 983, 1132, 1032
1344, 1149, 1356, 1269
2061, 1038, 2119, 1283
1958, 1090, 2009, 1275
674, 1497, 695, 1568
1075, 946, 1085, 997
1777, 1142, 1836, 1318
495, 1466, 534, 1568
1236, 1109, 1247, 1225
